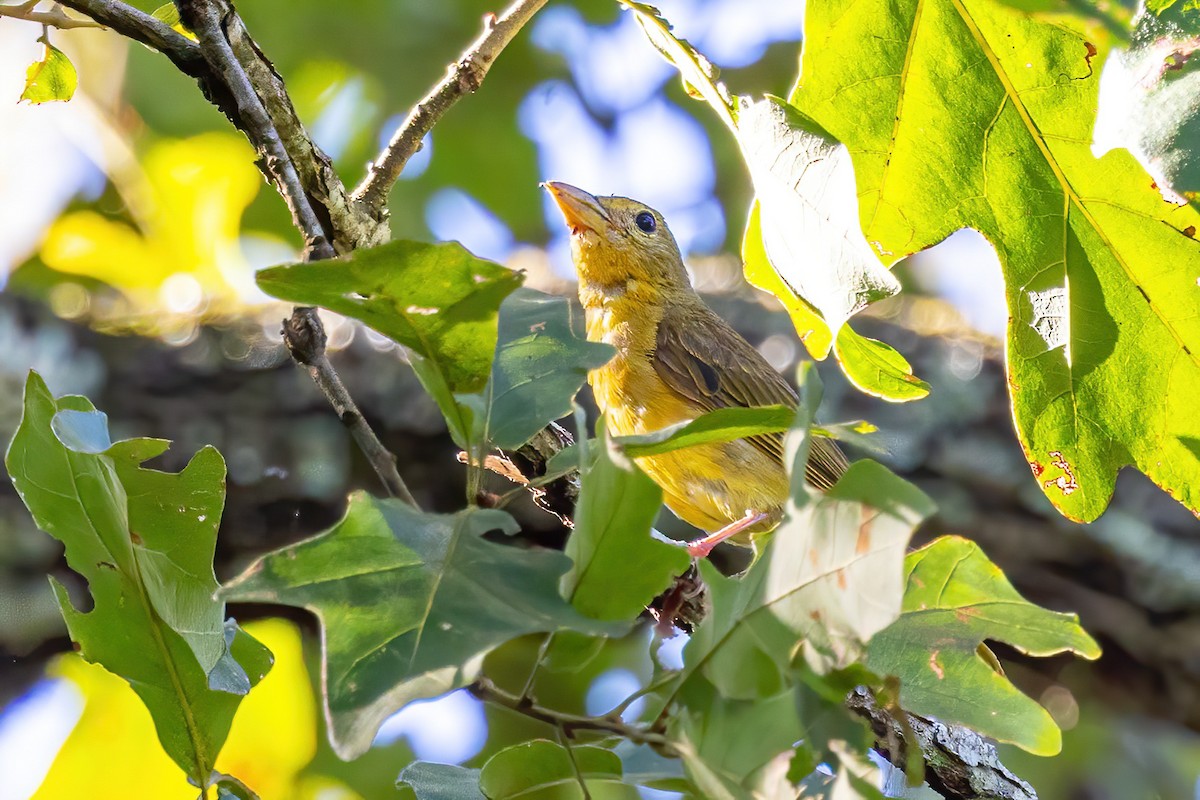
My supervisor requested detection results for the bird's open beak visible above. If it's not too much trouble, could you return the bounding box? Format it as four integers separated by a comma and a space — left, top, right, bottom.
542, 181, 609, 235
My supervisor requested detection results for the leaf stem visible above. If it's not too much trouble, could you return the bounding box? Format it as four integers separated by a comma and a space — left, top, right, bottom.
470, 678, 678, 756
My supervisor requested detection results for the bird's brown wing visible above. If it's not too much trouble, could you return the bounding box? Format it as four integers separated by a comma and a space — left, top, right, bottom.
652, 303, 847, 490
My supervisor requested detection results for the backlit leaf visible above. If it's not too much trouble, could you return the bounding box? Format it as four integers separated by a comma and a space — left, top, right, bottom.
834, 325, 931, 403
792, 0, 1200, 520
21, 40, 77, 104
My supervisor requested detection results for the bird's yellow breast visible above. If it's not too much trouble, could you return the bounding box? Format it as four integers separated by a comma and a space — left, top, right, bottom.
582, 283, 788, 534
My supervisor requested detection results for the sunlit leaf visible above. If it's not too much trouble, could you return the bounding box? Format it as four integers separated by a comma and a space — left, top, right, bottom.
6, 372, 271, 785
736, 96, 901, 336
868, 536, 1101, 755
151, 3, 197, 40
617, 405, 795, 459
620, 1, 736, 129
834, 325, 930, 403
742, 201, 833, 359
221, 494, 618, 759
21, 40, 77, 104
792, 0, 1200, 520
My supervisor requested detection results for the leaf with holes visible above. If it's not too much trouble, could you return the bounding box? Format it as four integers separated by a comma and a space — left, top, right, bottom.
792, 0, 1200, 520
867, 536, 1100, 755
220, 494, 620, 759
4, 372, 271, 786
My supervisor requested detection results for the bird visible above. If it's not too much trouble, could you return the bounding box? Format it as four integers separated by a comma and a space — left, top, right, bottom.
543, 181, 848, 557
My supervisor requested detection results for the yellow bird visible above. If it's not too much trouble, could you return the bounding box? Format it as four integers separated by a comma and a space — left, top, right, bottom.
544, 182, 848, 557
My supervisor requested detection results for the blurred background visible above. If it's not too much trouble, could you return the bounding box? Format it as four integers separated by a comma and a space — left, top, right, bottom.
0, 0, 1198, 798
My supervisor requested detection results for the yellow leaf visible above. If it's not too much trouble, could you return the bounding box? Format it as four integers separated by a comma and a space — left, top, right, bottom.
33, 620, 346, 800
39, 132, 266, 315
21, 41, 77, 104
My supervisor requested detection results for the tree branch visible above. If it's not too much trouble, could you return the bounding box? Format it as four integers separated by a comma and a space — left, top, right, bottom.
176, 0, 332, 257
52, 2, 407, 499
350, 0, 549, 215
470, 677, 677, 755
846, 687, 1037, 800
56, 0, 201, 67
0, 0, 103, 28
283, 308, 418, 507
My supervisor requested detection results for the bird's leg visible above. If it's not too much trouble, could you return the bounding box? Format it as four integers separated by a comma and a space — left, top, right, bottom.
686, 511, 768, 558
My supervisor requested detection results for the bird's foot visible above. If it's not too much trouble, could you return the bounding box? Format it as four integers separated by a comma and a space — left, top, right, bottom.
685, 511, 768, 558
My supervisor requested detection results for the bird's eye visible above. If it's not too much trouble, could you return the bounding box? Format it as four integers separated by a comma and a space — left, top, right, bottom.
634, 211, 656, 234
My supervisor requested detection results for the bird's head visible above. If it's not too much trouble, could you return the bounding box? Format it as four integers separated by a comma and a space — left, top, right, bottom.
543, 181, 691, 293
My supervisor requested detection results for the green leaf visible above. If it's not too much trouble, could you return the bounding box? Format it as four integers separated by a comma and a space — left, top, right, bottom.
562, 425, 689, 621
867, 536, 1101, 755
256, 239, 523, 396
5, 372, 271, 784
671, 680, 804, 789
689, 459, 935, 699
812, 420, 887, 457
21, 40, 77, 104
792, 0, 1200, 520
617, 405, 795, 459
479, 740, 641, 799
464, 288, 613, 451
834, 325, 931, 403
397, 762, 484, 800
743, 201, 834, 359
220, 494, 619, 759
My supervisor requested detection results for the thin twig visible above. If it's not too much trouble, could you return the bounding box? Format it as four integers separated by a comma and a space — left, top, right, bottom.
0, 0, 103, 28
351, 0, 549, 214
176, 0, 332, 257
283, 308, 418, 506
470, 678, 678, 755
